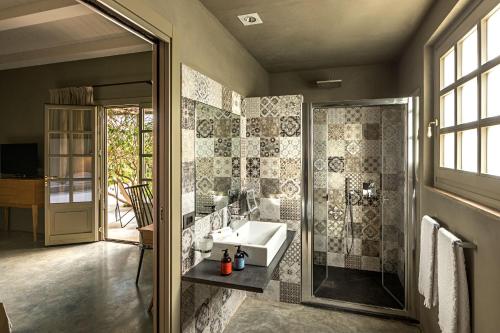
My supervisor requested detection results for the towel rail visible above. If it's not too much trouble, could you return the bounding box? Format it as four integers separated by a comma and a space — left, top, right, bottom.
454, 240, 477, 249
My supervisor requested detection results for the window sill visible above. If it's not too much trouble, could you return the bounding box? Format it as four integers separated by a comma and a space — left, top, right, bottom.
425, 185, 500, 220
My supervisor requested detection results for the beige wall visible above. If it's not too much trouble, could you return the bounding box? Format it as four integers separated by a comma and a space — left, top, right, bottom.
269, 63, 398, 103
398, 0, 500, 332
0, 51, 152, 232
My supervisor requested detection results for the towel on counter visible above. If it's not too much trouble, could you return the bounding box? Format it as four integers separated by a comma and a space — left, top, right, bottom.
418, 215, 440, 308
437, 228, 470, 333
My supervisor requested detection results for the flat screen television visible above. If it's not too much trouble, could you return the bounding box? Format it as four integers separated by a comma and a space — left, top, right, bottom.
0, 143, 38, 177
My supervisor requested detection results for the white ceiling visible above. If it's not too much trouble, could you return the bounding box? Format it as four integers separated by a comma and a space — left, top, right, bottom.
0, 0, 151, 70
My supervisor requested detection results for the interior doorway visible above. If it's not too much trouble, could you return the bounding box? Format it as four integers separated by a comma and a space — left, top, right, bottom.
104, 104, 154, 243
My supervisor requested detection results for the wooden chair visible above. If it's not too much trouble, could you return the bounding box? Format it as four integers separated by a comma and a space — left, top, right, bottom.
124, 184, 153, 285
112, 178, 135, 228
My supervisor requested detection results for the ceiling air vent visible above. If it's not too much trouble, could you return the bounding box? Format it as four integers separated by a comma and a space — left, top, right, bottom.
237, 13, 263, 26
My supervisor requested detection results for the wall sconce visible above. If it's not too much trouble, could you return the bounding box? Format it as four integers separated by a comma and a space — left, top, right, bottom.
427, 118, 439, 138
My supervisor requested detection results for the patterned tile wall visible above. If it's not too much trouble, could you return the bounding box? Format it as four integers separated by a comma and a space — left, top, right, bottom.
181, 64, 245, 333
312, 105, 405, 280
242, 95, 304, 304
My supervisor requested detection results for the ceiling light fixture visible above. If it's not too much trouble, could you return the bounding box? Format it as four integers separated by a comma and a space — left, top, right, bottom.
237, 13, 263, 26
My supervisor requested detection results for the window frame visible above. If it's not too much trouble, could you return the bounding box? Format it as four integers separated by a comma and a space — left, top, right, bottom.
433, 1, 500, 210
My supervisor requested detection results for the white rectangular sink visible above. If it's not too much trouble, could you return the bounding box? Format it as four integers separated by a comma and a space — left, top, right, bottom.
208, 221, 287, 267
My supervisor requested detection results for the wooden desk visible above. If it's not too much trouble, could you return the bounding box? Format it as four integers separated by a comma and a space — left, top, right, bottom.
0, 178, 44, 241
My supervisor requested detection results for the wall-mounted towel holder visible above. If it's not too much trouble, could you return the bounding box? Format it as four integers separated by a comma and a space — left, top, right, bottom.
454, 240, 477, 249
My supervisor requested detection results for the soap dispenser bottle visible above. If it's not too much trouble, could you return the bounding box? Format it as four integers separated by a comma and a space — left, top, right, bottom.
234, 245, 249, 271
220, 249, 232, 276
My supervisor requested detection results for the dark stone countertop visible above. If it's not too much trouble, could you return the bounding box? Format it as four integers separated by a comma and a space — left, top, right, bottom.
181, 230, 296, 293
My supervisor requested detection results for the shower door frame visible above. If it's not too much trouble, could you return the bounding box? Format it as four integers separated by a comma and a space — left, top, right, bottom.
301, 97, 418, 320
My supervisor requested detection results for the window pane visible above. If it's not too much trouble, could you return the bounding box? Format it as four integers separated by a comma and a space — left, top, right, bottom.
484, 125, 500, 176
458, 129, 477, 172
49, 133, 69, 155
484, 65, 500, 118
142, 132, 153, 155
72, 110, 92, 131
441, 91, 455, 127
143, 156, 153, 179
143, 108, 154, 131
73, 180, 92, 202
72, 157, 92, 178
487, 7, 500, 61
73, 134, 93, 155
459, 28, 477, 77
440, 133, 455, 168
49, 109, 69, 131
458, 78, 477, 124
50, 180, 70, 204
442, 48, 455, 88
49, 157, 69, 178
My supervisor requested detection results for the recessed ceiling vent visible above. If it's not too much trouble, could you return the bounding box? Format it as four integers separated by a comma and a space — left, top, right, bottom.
237, 13, 263, 26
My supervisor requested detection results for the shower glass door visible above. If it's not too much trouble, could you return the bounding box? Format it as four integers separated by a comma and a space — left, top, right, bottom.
310, 101, 408, 311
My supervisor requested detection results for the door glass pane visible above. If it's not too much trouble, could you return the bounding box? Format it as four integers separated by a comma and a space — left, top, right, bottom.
73, 110, 92, 131
73, 180, 92, 202
458, 78, 477, 124
49, 133, 69, 154
458, 129, 477, 172
49, 109, 69, 131
143, 108, 154, 131
459, 28, 477, 77
487, 7, 500, 61
485, 125, 500, 176
441, 48, 455, 88
72, 157, 92, 178
49, 157, 69, 178
484, 65, 500, 118
440, 133, 455, 168
441, 91, 455, 128
73, 134, 93, 154
143, 156, 153, 179
50, 180, 70, 203
143, 132, 153, 155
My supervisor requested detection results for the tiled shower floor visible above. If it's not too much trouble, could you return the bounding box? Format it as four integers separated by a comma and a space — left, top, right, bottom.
313, 265, 404, 309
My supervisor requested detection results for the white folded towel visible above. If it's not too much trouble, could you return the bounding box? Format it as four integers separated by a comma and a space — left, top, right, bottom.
437, 228, 470, 333
418, 215, 440, 308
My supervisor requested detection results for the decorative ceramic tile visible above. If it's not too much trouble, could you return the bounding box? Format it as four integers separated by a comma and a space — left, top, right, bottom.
328, 156, 345, 173
279, 95, 303, 117
344, 124, 362, 140
245, 178, 261, 197
313, 108, 327, 124
182, 161, 195, 193
345, 254, 361, 269
328, 108, 345, 124
214, 177, 231, 193
328, 140, 345, 157
313, 171, 327, 188
214, 138, 232, 157
279, 262, 301, 284
280, 198, 301, 220
195, 138, 214, 158
283, 238, 301, 264
231, 138, 240, 157
182, 192, 195, 215
260, 198, 280, 221
221, 86, 232, 112
362, 107, 381, 123
345, 107, 362, 123
260, 157, 280, 178
260, 137, 280, 157
214, 119, 231, 138
277, 159, 299, 181
260, 96, 281, 117
279, 282, 301, 304
195, 157, 213, 177
328, 237, 343, 253
328, 124, 344, 140
362, 157, 381, 173
362, 224, 379, 240
214, 157, 232, 177
362, 206, 380, 224
361, 140, 381, 157
232, 91, 242, 115
327, 172, 344, 189
345, 140, 361, 156
246, 137, 260, 157
243, 97, 260, 118
246, 117, 261, 137
182, 130, 195, 162
382, 174, 401, 191
196, 176, 213, 195
261, 117, 280, 137
313, 251, 327, 265
327, 252, 345, 267
182, 97, 196, 130
246, 158, 260, 178
314, 219, 327, 235
361, 256, 380, 271
196, 118, 214, 138
344, 157, 361, 173
280, 179, 300, 199
280, 116, 301, 137
280, 137, 301, 158
362, 240, 380, 257
231, 157, 240, 178
261, 178, 280, 198
363, 123, 380, 140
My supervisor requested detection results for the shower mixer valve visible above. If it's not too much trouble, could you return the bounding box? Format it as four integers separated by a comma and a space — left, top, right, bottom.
362, 181, 377, 199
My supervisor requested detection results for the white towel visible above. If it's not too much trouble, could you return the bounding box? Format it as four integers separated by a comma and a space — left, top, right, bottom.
418, 215, 440, 308
437, 228, 470, 333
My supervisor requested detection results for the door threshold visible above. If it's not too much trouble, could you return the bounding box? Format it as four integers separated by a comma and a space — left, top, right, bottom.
105, 238, 139, 246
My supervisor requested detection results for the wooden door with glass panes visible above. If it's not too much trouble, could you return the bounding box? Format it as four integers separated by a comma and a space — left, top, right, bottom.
44, 105, 98, 245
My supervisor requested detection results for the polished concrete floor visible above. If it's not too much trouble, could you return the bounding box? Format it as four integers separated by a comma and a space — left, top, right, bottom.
223, 298, 420, 333
0, 231, 152, 333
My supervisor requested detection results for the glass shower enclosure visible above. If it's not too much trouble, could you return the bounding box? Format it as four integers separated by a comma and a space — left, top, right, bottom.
303, 98, 416, 316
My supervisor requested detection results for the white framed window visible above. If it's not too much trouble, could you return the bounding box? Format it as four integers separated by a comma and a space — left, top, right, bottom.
434, 3, 500, 210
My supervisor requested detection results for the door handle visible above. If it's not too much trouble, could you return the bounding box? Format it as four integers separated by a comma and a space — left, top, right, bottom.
44, 176, 58, 186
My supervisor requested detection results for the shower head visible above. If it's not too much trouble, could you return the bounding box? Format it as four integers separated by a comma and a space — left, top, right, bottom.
314, 79, 342, 89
